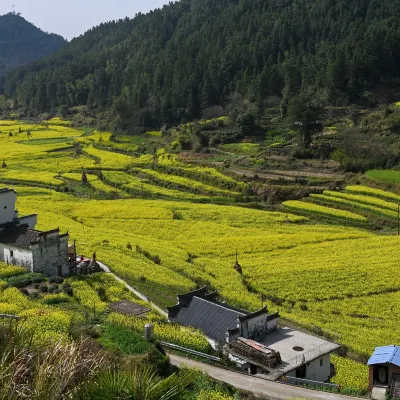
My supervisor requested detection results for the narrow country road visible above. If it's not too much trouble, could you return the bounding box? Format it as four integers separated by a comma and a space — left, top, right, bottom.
169, 354, 360, 400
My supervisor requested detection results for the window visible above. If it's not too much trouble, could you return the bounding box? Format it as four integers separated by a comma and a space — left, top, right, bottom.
10, 250, 13, 258
320, 358, 324, 367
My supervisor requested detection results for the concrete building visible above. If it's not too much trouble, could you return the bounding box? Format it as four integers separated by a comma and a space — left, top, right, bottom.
0, 188, 69, 276
368, 345, 400, 400
167, 287, 340, 383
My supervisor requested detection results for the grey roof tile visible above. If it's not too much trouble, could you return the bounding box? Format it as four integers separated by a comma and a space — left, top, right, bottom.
169, 296, 246, 341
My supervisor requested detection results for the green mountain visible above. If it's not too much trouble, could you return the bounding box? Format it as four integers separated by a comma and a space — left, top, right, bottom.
0, 13, 66, 76
1, 0, 400, 130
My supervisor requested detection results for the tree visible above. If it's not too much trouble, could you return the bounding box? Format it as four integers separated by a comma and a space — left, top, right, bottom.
287, 95, 325, 147
236, 113, 255, 136
81, 170, 88, 185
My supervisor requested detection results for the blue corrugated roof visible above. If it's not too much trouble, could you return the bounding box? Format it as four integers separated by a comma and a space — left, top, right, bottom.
368, 346, 400, 367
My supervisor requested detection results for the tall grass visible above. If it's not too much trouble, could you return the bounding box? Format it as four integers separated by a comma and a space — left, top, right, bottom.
0, 322, 194, 400
0, 323, 105, 400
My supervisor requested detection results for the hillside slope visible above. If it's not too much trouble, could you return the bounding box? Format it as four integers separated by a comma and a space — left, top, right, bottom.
0, 13, 66, 76
1, 0, 400, 127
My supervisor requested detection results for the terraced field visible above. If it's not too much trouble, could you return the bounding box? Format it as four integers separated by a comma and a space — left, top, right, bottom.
284, 185, 400, 227
3, 120, 400, 393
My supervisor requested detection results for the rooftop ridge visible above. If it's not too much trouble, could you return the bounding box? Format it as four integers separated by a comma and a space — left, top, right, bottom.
193, 296, 247, 316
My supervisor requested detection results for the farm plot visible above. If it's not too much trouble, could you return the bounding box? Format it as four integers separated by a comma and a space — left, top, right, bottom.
283, 200, 368, 224
366, 169, 400, 184
102, 171, 211, 201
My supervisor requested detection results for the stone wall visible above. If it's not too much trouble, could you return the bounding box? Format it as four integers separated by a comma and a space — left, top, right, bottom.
31, 231, 70, 276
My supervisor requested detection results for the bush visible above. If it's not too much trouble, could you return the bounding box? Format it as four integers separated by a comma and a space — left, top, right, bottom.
62, 283, 73, 296
41, 293, 71, 305
48, 284, 59, 293
19, 288, 29, 295
39, 284, 49, 293
300, 303, 308, 311
6, 273, 46, 288
49, 276, 65, 284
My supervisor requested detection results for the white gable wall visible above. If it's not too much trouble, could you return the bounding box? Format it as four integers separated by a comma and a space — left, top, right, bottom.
0, 191, 17, 225
242, 314, 279, 339
17, 215, 38, 229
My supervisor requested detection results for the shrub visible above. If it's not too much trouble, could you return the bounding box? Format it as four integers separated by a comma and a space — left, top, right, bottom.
41, 293, 71, 305
49, 276, 65, 284
6, 273, 46, 288
39, 284, 49, 293
48, 284, 59, 293
62, 283, 73, 296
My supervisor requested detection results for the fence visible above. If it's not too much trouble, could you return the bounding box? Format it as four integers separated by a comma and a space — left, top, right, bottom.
279, 342, 337, 372
0, 314, 20, 320
159, 341, 221, 362
281, 375, 339, 390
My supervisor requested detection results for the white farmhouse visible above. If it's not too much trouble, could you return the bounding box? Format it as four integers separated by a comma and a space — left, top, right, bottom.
168, 287, 340, 383
0, 188, 69, 276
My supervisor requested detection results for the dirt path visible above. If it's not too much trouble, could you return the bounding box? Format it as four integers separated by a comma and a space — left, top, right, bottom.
97, 261, 167, 317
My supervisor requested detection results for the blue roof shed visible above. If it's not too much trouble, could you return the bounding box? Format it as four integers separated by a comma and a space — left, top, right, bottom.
368, 346, 400, 367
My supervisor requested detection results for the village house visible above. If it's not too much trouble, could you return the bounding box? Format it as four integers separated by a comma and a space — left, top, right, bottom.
167, 287, 340, 383
0, 188, 69, 276
368, 345, 400, 400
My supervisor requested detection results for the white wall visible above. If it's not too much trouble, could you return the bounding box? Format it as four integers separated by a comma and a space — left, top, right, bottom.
242, 314, 279, 339
305, 354, 331, 382
17, 215, 37, 229
286, 354, 331, 382
0, 243, 34, 270
0, 191, 17, 225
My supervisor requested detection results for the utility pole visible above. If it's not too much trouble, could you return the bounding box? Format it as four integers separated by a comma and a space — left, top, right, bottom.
74, 239, 77, 273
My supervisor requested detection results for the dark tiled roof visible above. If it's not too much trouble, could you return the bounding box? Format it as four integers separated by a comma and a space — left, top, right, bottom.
169, 296, 246, 341
0, 188, 15, 194
239, 307, 269, 322
177, 286, 208, 306
0, 226, 41, 249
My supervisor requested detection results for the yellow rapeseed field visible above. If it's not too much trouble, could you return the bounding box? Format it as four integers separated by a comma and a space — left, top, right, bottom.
2, 121, 398, 391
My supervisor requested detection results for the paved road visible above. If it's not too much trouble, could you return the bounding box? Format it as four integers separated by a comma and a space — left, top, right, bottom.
169, 354, 360, 400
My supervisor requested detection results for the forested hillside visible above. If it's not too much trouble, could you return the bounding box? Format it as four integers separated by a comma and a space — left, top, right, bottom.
0, 13, 66, 76
1, 0, 400, 130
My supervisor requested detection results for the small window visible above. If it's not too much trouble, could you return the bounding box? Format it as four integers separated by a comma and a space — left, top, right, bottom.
320, 358, 324, 367
10, 250, 13, 257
